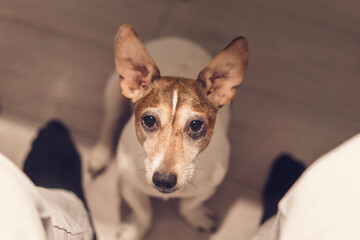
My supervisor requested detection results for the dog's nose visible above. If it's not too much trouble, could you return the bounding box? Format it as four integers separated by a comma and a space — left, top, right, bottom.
152, 172, 177, 189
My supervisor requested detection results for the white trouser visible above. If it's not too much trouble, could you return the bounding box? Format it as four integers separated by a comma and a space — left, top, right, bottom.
253, 134, 360, 240
0, 153, 93, 240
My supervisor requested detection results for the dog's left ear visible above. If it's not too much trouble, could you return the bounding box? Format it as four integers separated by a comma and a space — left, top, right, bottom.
197, 37, 249, 109
114, 24, 160, 102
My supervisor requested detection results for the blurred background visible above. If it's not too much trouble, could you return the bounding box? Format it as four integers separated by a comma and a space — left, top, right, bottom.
0, 0, 359, 239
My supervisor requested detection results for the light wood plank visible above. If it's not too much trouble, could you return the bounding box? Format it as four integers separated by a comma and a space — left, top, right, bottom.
227, 88, 359, 188
0, 0, 169, 46
0, 20, 111, 139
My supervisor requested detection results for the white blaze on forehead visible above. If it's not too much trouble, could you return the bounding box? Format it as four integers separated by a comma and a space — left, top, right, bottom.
172, 90, 178, 119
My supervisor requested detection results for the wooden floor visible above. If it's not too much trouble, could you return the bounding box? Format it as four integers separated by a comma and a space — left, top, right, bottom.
0, 0, 359, 191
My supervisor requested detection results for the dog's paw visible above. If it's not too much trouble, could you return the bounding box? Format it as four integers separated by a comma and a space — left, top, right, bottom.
88, 144, 112, 177
181, 206, 218, 233
116, 223, 142, 240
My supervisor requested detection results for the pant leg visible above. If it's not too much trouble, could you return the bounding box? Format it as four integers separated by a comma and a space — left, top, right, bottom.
0, 153, 92, 240
253, 133, 360, 240
0, 153, 48, 239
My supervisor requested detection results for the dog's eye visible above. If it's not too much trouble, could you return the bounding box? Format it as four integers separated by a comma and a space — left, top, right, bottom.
189, 120, 203, 132
143, 115, 157, 128
187, 119, 207, 140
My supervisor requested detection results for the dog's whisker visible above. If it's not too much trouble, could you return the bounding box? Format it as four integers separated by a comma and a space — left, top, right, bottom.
192, 175, 200, 186
194, 167, 206, 171
187, 167, 206, 172
179, 186, 187, 194
134, 152, 146, 161
189, 180, 199, 190
136, 169, 148, 180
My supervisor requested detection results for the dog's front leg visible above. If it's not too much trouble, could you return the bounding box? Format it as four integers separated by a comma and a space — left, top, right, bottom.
89, 72, 131, 175
118, 184, 152, 240
179, 188, 218, 233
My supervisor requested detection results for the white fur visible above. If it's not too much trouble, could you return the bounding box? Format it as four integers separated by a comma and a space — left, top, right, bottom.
172, 90, 178, 119
151, 149, 165, 173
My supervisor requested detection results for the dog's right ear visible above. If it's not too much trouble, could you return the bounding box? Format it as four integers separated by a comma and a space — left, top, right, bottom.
114, 24, 160, 102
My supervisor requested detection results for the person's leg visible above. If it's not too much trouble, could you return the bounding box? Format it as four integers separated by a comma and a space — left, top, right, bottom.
253, 154, 305, 240
253, 134, 360, 240
260, 154, 305, 224
23, 120, 86, 207
23, 120, 94, 239
0, 151, 93, 240
0, 153, 48, 240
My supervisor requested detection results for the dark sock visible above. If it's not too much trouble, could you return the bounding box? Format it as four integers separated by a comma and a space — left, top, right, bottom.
260, 153, 306, 224
23, 120, 87, 208
23, 120, 97, 240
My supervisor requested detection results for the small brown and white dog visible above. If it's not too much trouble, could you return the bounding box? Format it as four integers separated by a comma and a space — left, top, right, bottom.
89, 24, 249, 239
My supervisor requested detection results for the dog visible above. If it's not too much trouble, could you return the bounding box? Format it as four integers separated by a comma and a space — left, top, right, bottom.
89, 24, 249, 240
